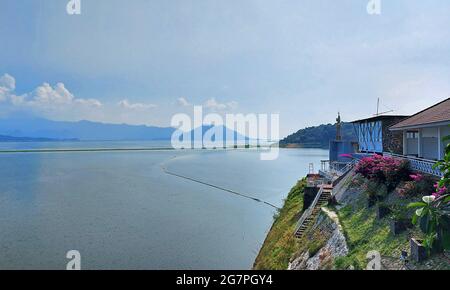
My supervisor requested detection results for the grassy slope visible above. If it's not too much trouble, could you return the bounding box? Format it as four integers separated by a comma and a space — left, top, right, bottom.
254, 176, 449, 270
334, 198, 412, 269
253, 179, 306, 270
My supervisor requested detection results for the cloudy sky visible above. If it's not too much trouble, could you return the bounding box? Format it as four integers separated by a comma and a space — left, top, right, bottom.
1, 0, 450, 136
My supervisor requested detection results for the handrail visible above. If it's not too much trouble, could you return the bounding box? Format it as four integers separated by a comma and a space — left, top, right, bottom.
383, 152, 443, 177
383, 152, 441, 163
294, 184, 324, 235
332, 166, 356, 196
328, 159, 358, 177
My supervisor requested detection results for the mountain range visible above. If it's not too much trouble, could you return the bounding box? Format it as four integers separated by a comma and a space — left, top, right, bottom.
0, 116, 247, 142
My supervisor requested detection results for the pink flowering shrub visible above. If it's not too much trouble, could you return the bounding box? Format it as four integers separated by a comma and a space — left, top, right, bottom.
434, 183, 449, 198
410, 174, 423, 182
396, 182, 416, 197
396, 175, 436, 198
354, 154, 411, 191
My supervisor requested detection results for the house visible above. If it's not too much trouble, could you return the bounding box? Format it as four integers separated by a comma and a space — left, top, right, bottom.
390, 97, 450, 161
351, 115, 409, 154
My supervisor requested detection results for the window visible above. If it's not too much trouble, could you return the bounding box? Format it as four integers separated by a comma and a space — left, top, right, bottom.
406, 131, 418, 139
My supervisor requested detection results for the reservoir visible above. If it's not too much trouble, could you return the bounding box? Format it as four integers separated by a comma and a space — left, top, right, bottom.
0, 142, 327, 269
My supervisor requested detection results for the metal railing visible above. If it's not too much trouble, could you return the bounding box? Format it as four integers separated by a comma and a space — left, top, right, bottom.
294, 184, 324, 236
320, 159, 358, 179
332, 159, 358, 176
383, 152, 443, 178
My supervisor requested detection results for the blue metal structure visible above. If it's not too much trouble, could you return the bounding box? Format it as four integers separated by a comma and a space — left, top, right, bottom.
352, 115, 408, 154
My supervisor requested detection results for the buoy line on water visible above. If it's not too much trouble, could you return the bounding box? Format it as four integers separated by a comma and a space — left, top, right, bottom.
160, 156, 280, 210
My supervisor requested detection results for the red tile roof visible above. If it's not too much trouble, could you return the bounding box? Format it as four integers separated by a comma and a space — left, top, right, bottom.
390, 98, 450, 130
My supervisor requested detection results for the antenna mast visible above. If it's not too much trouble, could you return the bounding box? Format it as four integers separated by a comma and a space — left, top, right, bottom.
374, 98, 394, 116
377, 98, 380, 115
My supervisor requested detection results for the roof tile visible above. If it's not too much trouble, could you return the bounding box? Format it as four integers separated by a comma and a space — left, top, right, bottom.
390, 98, 450, 129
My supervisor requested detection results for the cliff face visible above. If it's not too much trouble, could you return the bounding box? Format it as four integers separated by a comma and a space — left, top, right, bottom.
255, 173, 450, 270
288, 208, 348, 270
253, 179, 350, 270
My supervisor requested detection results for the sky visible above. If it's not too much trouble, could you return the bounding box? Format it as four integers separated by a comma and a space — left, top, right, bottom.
1, 0, 450, 137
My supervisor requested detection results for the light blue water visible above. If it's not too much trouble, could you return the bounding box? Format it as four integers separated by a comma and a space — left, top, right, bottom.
0, 141, 327, 269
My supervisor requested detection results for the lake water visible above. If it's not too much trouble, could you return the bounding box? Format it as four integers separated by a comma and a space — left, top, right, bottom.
0, 141, 327, 269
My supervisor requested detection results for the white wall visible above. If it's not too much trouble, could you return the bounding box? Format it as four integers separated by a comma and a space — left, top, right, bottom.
441, 125, 450, 159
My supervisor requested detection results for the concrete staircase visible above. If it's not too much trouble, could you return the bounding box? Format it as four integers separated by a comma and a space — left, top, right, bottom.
294, 185, 332, 238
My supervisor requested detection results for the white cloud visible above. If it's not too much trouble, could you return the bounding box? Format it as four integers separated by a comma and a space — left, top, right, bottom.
0, 74, 16, 102
0, 73, 103, 119
31, 83, 74, 105
0, 74, 15, 91
117, 99, 157, 110
74, 98, 103, 107
26, 82, 103, 109
176, 97, 190, 107
203, 98, 238, 112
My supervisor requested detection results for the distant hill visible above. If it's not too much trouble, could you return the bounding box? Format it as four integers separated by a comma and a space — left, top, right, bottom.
0, 117, 175, 141
0, 116, 248, 142
279, 122, 356, 149
0, 135, 78, 142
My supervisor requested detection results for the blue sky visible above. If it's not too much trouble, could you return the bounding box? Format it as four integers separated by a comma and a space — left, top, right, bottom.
1, 0, 450, 136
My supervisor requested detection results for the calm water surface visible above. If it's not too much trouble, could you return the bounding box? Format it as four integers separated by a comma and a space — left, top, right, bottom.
0, 141, 327, 269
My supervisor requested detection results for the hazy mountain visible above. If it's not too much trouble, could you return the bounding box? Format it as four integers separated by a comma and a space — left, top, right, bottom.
0, 116, 248, 142
279, 122, 356, 149
0, 116, 175, 141
0, 135, 77, 142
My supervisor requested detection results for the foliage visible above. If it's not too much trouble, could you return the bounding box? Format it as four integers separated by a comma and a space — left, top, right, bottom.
408, 195, 450, 254
253, 179, 306, 270
279, 122, 356, 149
336, 201, 409, 270
364, 180, 388, 201
349, 173, 366, 189
308, 239, 326, 257
396, 175, 436, 198
389, 204, 410, 221
355, 154, 411, 191
407, 133, 450, 253
434, 136, 450, 191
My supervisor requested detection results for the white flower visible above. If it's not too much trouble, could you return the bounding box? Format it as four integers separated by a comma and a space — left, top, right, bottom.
422, 195, 436, 204
416, 208, 424, 216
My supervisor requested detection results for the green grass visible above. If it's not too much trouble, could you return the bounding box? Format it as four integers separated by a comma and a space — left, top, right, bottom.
253, 179, 306, 270
254, 174, 448, 270
335, 197, 412, 269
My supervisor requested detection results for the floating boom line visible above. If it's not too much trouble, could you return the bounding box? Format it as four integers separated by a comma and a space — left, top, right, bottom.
160, 161, 280, 210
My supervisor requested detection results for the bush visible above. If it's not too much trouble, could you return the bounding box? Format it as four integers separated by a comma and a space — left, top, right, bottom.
389, 204, 410, 221
396, 174, 436, 198
355, 154, 411, 191
364, 180, 388, 201
396, 181, 416, 197
349, 174, 366, 189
